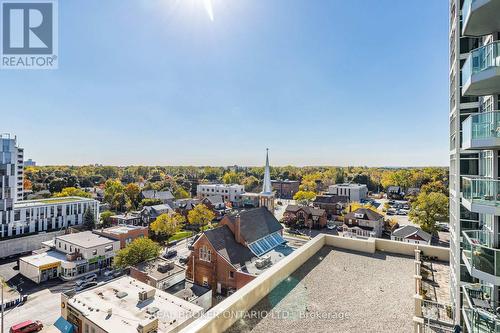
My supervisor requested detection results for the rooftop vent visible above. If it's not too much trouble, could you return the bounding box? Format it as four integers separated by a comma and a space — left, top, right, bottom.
255, 256, 272, 269
157, 262, 174, 273
146, 307, 159, 315
116, 291, 128, 299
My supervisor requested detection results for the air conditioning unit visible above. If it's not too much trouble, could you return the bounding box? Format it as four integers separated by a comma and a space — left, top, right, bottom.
138, 288, 156, 301
157, 262, 174, 273
255, 256, 271, 269
137, 318, 158, 333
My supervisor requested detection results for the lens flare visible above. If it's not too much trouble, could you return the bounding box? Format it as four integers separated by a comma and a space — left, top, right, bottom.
203, 0, 214, 21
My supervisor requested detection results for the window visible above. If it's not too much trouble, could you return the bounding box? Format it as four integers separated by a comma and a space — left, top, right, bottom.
200, 246, 211, 262
229, 271, 235, 279
92, 249, 97, 255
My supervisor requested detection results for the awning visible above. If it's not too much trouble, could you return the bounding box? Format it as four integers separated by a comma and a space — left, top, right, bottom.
54, 316, 74, 333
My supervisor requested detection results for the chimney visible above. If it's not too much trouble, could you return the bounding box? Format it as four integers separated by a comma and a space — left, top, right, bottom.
234, 214, 242, 244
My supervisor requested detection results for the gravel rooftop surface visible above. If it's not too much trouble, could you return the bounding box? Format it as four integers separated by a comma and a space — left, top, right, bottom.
226, 246, 415, 333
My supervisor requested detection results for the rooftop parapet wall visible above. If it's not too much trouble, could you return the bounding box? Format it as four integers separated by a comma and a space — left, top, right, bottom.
180, 234, 450, 333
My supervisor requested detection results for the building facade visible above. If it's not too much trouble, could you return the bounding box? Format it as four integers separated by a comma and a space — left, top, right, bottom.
0, 134, 23, 210
271, 180, 300, 199
196, 184, 245, 204
449, 0, 500, 330
283, 205, 327, 229
342, 208, 384, 238
327, 183, 368, 202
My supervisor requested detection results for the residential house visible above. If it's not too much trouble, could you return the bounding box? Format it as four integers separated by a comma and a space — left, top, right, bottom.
343, 208, 385, 238
405, 187, 421, 199
387, 186, 404, 200
391, 225, 431, 245
283, 205, 327, 229
312, 195, 349, 220
174, 198, 201, 217
141, 189, 175, 204
109, 212, 142, 226
201, 195, 225, 210
185, 207, 292, 295
140, 204, 174, 224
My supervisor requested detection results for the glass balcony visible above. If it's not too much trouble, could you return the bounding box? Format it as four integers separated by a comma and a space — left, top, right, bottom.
462, 0, 500, 37
462, 111, 500, 149
462, 284, 500, 332
462, 230, 500, 283
462, 177, 500, 214
462, 41, 500, 96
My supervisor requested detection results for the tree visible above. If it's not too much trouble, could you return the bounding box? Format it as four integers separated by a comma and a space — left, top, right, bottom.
124, 183, 141, 209
173, 187, 190, 199
242, 176, 259, 192
222, 171, 242, 184
48, 178, 67, 193
54, 187, 92, 198
83, 208, 96, 230
150, 212, 185, 244
114, 238, 161, 268
421, 180, 448, 196
409, 192, 449, 234
100, 210, 114, 228
140, 198, 163, 207
103, 179, 125, 211
293, 191, 316, 205
187, 204, 215, 232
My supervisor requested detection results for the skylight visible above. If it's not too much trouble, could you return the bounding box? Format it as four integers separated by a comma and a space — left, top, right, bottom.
248, 232, 286, 257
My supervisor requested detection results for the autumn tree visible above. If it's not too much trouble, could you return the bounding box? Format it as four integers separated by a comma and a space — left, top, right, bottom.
187, 204, 215, 232
150, 212, 185, 244
293, 191, 317, 205
99, 210, 114, 228
409, 192, 449, 234
54, 187, 92, 198
124, 183, 141, 209
222, 171, 242, 185
114, 238, 161, 268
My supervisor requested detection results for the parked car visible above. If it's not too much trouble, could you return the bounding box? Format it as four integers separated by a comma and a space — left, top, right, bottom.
103, 269, 115, 279
387, 208, 397, 215
75, 281, 98, 292
164, 249, 178, 259
179, 255, 189, 264
10, 320, 43, 333
436, 222, 450, 232
399, 209, 408, 215
336, 225, 343, 232
326, 223, 336, 230
75, 273, 97, 286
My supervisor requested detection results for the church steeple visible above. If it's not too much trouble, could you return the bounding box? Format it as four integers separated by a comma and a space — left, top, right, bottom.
261, 148, 272, 194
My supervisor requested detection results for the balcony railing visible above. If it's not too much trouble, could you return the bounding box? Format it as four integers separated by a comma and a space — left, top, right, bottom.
462, 284, 500, 332
462, 41, 500, 95
462, 230, 500, 278
462, 111, 500, 149
462, 177, 500, 210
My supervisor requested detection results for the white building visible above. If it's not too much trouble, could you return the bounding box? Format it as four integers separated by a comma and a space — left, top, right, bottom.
61, 276, 204, 333
0, 134, 100, 257
449, 0, 500, 328
19, 231, 120, 283
327, 183, 368, 202
196, 183, 245, 203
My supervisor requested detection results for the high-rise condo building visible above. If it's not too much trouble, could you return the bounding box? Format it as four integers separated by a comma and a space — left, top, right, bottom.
449, 0, 500, 330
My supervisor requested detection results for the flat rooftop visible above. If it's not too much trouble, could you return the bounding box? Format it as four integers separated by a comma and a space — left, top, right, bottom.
242, 245, 295, 276
67, 276, 203, 333
226, 246, 415, 333
134, 258, 185, 282
57, 231, 116, 248
20, 250, 84, 267
14, 196, 94, 208
101, 224, 146, 235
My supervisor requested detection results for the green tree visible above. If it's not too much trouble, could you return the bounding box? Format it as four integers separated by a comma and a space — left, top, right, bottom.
222, 171, 243, 184
293, 190, 317, 205
100, 210, 114, 228
104, 179, 125, 210
114, 238, 161, 268
421, 180, 448, 196
187, 204, 215, 232
83, 208, 96, 230
150, 212, 185, 244
124, 183, 141, 209
173, 187, 190, 199
54, 187, 92, 198
140, 198, 163, 207
409, 192, 449, 234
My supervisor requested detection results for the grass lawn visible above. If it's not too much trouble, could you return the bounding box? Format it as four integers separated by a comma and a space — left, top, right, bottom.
169, 231, 193, 242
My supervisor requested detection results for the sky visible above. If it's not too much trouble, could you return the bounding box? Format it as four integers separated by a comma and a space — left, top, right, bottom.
0, 0, 449, 167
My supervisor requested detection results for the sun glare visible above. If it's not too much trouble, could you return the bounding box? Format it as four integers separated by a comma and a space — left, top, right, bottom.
203, 0, 214, 21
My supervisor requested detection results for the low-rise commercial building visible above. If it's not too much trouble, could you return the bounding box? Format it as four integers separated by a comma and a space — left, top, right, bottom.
167, 280, 212, 311
61, 276, 204, 333
196, 184, 245, 204
19, 231, 120, 283
94, 224, 148, 248
130, 258, 186, 291
327, 183, 368, 202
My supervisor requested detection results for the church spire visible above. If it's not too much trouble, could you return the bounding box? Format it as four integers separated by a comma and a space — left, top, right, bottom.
261, 148, 272, 194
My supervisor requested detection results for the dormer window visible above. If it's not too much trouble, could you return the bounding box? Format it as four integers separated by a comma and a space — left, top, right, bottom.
354, 213, 365, 219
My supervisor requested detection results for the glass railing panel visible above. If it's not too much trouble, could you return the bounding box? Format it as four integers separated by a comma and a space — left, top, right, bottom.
462, 41, 500, 86
462, 177, 500, 207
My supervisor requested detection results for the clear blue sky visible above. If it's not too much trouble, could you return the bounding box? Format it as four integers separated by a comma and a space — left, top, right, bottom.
1, 0, 449, 167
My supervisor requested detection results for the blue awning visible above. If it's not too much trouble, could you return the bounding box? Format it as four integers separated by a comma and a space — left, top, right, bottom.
54, 316, 74, 333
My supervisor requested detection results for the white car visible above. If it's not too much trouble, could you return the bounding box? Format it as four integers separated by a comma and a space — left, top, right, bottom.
75, 273, 97, 286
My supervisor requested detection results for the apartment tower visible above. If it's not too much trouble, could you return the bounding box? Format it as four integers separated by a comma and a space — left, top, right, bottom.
449, 0, 500, 331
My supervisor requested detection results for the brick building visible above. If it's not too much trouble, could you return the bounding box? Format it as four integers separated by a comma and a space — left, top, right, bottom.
312, 195, 349, 219
185, 207, 292, 295
271, 180, 300, 199
283, 205, 327, 229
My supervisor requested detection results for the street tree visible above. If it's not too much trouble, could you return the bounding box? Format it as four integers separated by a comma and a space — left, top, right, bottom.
409, 192, 449, 234
187, 204, 215, 232
114, 238, 161, 268
150, 212, 185, 244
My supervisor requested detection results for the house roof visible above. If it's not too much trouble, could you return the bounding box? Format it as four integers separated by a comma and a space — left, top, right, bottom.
141, 190, 174, 201
204, 225, 256, 269
313, 195, 349, 204
205, 195, 224, 205
175, 198, 200, 209
392, 225, 431, 242
387, 186, 402, 193
285, 205, 325, 217
141, 204, 173, 217
344, 208, 384, 221
226, 207, 283, 244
